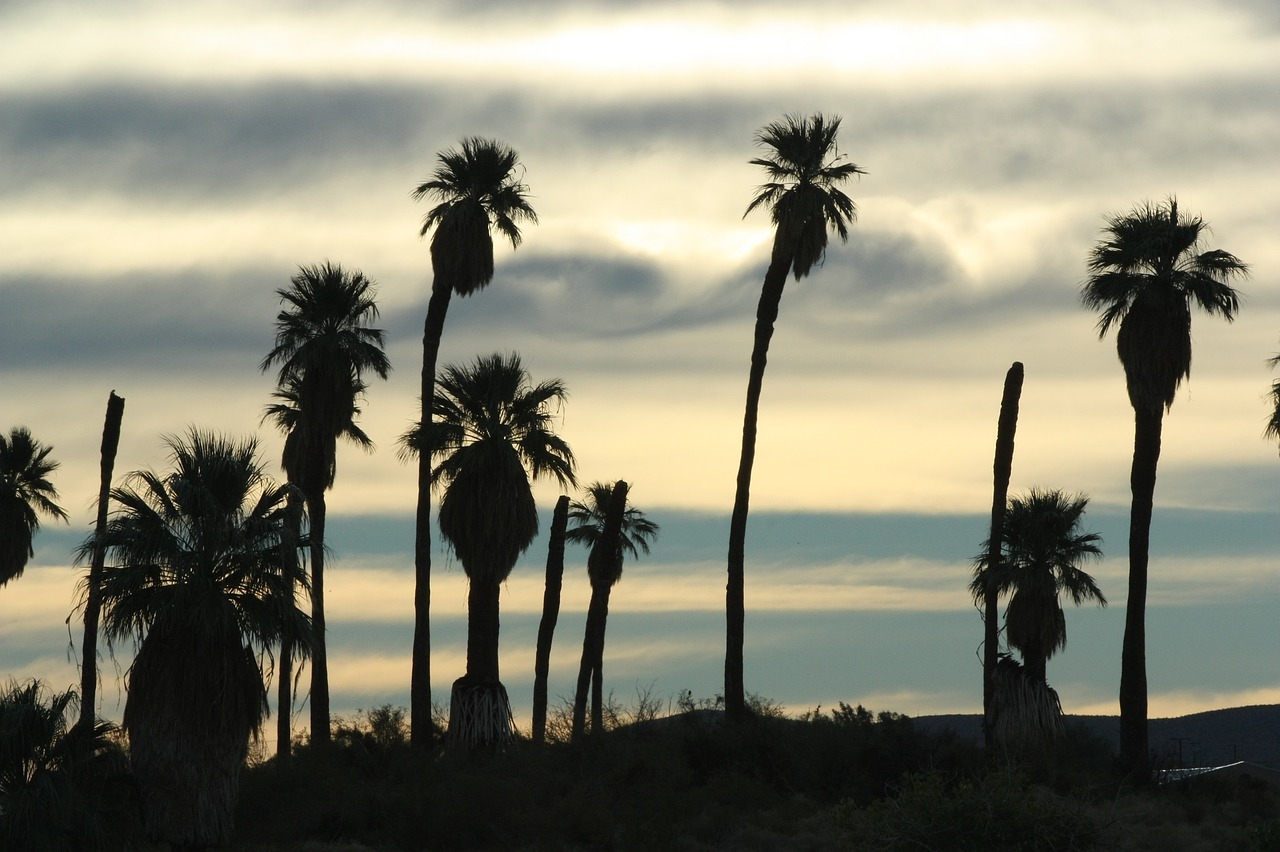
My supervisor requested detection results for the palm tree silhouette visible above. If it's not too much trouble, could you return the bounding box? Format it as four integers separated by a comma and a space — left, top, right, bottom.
401, 353, 574, 748
411, 138, 537, 746
260, 261, 389, 747
972, 489, 1105, 685
567, 480, 659, 738
1264, 352, 1280, 448
86, 429, 311, 848
0, 426, 68, 587
726, 113, 863, 721
1080, 197, 1246, 774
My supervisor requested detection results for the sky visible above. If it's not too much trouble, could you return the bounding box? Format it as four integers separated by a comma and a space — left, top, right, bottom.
3, 0, 1280, 751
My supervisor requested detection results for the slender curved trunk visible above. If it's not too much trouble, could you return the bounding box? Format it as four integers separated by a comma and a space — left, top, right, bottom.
983, 363, 1023, 752
308, 490, 329, 745
532, 495, 570, 744
726, 237, 793, 722
78, 391, 125, 736
411, 281, 453, 748
572, 583, 608, 739
1120, 405, 1162, 777
591, 653, 604, 733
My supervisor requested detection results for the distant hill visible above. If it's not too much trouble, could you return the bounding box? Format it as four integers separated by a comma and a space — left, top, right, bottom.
913, 705, 1280, 768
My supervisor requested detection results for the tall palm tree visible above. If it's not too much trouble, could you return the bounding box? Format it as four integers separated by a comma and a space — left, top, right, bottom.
971, 489, 1105, 684
1080, 197, 1246, 774
410, 138, 537, 746
401, 352, 574, 748
0, 427, 69, 588
567, 481, 659, 737
260, 261, 389, 746
85, 429, 311, 848
726, 113, 863, 721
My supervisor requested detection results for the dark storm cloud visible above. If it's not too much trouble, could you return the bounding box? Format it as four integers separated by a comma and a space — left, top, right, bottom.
0, 269, 285, 373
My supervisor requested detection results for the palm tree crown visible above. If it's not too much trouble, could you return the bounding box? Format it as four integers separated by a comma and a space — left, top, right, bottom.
971, 489, 1105, 679
0, 426, 69, 586
744, 112, 865, 279
413, 137, 538, 297
1080, 197, 1246, 413
260, 261, 390, 472
566, 481, 659, 588
402, 352, 576, 584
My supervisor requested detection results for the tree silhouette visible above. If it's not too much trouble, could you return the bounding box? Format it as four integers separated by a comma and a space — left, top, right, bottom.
410, 138, 537, 747
401, 353, 574, 748
260, 261, 388, 747
0, 426, 68, 588
972, 489, 1105, 685
1080, 197, 1246, 774
726, 113, 863, 721
85, 429, 311, 847
568, 481, 659, 738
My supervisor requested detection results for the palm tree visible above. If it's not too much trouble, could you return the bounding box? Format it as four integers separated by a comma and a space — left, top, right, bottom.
85, 429, 311, 848
401, 352, 574, 748
0, 427, 69, 588
1080, 197, 1246, 774
410, 138, 537, 746
971, 490, 1104, 750
0, 679, 130, 850
971, 489, 1105, 684
567, 480, 659, 738
260, 261, 389, 746
726, 113, 863, 721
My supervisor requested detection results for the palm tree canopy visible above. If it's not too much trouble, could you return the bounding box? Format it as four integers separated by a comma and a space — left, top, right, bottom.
0, 426, 69, 586
744, 112, 864, 281
566, 481, 659, 587
1265, 353, 1280, 448
1080, 198, 1247, 413
400, 353, 575, 583
83, 430, 311, 670
413, 137, 537, 297
971, 489, 1105, 666
262, 372, 373, 496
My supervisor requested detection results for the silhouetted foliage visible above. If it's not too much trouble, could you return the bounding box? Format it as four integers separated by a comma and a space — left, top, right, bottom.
0, 426, 68, 587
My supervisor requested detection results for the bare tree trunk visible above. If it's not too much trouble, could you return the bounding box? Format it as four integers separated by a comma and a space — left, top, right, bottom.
411, 281, 453, 749
1120, 405, 1162, 778
308, 491, 330, 746
983, 363, 1022, 752
77, 391, 124, 736
276, 492, 303, 758
532, 495, 570, 744
726, 237, 793, 723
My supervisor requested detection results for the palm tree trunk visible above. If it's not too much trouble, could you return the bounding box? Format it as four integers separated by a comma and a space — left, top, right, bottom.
983, 363, 1023, 751
532, 495, 570, 744
308, 491, 329, 746
591, 651, 604, 734
1120, 405, 1162, 777
77, 391, 125, 736
572, 582, 608, 740
465, 575, 502, 683
276, 500, 303, 758
412, 281, 453, 748
726, 237, 793, 722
